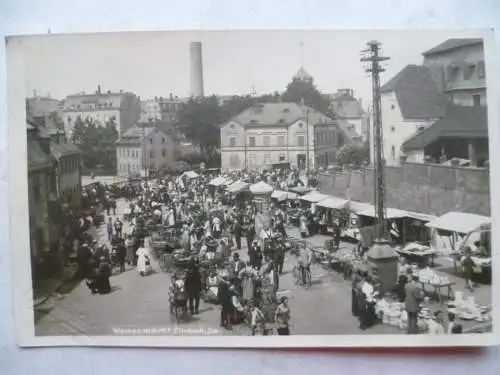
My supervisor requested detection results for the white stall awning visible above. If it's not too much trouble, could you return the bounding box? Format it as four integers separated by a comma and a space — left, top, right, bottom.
299, 191, 330, 203
425, 212, 490, 234
357, 207, 409, 220
208, 176, 228, 186
271, 190, 298, 201
226, 180, 249, 193
347, 201, 374, 214
182, 170, 199, 179
250, 181, 273, 194
317, 196, 349, 210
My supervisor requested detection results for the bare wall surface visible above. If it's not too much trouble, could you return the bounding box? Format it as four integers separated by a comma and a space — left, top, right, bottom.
318, 162, 491, 216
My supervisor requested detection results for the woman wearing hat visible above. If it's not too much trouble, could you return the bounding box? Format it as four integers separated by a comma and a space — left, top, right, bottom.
275, 297, 291, 335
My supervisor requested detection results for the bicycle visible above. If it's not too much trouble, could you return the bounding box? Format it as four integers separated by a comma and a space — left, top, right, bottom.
292, 263, 312, 288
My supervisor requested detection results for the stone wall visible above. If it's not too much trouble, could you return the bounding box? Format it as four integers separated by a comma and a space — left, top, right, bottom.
318, 162, 491, 216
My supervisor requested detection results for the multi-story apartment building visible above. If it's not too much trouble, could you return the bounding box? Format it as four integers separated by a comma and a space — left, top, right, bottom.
328, 89, 369, 142
116, 123, 175, 177
139, 95, 182, 126
220, 102, 357, 170
61, 86, 140, 136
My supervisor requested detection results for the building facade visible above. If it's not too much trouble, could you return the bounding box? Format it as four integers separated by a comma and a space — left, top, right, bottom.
62, 87, 141, 137
373, 64, 447, 166
139, 96, 182, 125
328, 89, 368, 142
116, 124, 175, 177
27, 122, 56, 260
220, 102, 352, 170
422, 38, 486, 107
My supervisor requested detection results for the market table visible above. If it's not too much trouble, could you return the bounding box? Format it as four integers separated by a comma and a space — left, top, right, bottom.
396, 248, 437, 267
420, 281, 455, 304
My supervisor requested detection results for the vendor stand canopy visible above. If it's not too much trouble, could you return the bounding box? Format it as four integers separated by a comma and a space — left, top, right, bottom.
181, 170, 199, 179
208, 176, 229, 186
271, 190, 298, 201
299, 191, 330, 203
357, 207, 410, 220
288, 186, 311, 195
425, 212, 490, 234
347, 201, 373, 213
250, 181, 273, 194
226, 180, 249, 194
317, 196, 349, 210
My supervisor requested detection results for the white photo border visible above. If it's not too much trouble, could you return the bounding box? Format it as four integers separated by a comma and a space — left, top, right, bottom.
7, 29, 500, 348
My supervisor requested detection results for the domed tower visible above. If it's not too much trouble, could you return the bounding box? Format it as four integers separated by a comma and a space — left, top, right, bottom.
292, 67, 313, 83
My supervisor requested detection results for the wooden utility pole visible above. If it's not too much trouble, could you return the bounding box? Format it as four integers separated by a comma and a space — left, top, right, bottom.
361, 40, 390, 239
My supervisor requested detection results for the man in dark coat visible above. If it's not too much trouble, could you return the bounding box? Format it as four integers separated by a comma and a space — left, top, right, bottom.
217, 276, 233, 329
97, 256, 112, 294
404, 275, 424, 334
185, 263, 202, 315
233, 219, 242, 250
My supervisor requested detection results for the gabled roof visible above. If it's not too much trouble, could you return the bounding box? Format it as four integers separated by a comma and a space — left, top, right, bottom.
293, 67, 313, 81
422, 38, 483, 56
380, 64, 447, 119
50, 142, 81, 159
402, 105, 488, 152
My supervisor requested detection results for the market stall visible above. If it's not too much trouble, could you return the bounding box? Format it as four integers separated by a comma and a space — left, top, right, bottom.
270, 190, 298, 202
425, 212, 491, 276
181, 170, 199, 180
341, 201, 373, 241
316, 196, 349, 232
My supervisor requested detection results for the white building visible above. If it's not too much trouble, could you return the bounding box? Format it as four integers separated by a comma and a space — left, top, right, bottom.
220, 102, 359, 170
372, 64, 447, 166
62, 87, 141, 137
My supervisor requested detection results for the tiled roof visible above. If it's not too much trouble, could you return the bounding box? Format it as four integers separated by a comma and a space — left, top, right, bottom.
422, 38, 483, 56
228, 102, 363, 146
122, 124, 157, 138
27, 130, 53, 172
50, 142, 81, 159
402, 105, 488, 152
380, 64, 447, 119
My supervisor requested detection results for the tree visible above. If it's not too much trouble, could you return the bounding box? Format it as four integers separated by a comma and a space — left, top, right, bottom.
281, 78, 332, 115
71, 116, 86, 145
177, 96, 223, 153
336, 144, 370, 168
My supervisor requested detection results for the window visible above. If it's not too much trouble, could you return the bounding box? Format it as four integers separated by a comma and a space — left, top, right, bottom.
149, 138, 153, 145
297, 135, 305, 147
473, 94, 481, 107
277, 135, 285, 146
391, 145, 396, 160
390, 126, 395, 133
162, 137, 166, 144
127, 149, 130, 157
298, 122, 303, 128
150, 150, 154, 158
263, 153, 271, 165
229, 136, 236, 147
229, 154, 240, 168
391, 104, 395, 110
463, 64, 475, 80
248, 136, 256, 147
279, 155, 286, 162
477, 61, 486, 78
263, 136, 270, 146
162, 150, 166, 157
249, 154, 257, 167
67, 116, 72, 122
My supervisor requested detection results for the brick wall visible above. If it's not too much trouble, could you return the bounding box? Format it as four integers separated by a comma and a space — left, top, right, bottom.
318, 162, 490, 216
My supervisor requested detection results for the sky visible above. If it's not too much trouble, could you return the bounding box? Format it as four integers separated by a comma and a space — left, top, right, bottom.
15, 30, 482, 109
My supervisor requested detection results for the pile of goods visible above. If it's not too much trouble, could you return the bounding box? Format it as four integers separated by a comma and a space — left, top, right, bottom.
447, 292, 492, 322
375, 300, 428, 331
332, 247, 357, 264
418, 267, 450, 286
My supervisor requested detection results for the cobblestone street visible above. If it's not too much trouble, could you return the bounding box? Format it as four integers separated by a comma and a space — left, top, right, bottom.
35, 198, 400, 336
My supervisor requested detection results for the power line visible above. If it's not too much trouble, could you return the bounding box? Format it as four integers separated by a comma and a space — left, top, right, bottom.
361, 40, 390, 239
